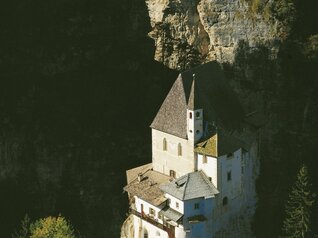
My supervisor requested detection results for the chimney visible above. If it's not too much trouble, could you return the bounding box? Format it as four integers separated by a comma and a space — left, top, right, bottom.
137, 173, 143, 182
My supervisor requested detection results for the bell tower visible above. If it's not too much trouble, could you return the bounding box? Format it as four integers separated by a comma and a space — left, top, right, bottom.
187, 108, 203, 144
187, 74, 203, 144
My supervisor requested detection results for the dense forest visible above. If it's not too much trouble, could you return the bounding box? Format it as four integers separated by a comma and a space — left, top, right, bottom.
0, 0, 317, 237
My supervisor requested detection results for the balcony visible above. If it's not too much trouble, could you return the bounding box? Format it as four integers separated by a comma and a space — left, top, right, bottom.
188, 214, 206, 224
129, 208, 175, 238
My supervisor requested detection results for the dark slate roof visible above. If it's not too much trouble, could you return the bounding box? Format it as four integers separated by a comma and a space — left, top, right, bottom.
150, 62, 244, 139
150, 74, 188, 139
160, 170, 219, 201
160, 207, 183, 222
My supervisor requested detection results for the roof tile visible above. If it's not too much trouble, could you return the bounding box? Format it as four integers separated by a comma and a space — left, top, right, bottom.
160, 170, 219, 201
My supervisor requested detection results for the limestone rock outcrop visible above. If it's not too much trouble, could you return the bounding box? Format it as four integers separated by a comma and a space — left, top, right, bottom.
146, 0, 286, 70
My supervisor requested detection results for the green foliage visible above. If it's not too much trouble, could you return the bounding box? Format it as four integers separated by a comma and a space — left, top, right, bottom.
303, 35, 318, 59
12, 214, 30, 238
11, 214, 75, 238
244, 0, 264, 20
244, 0, 296, 31
250, 0, 262, 14
271, 0, 296, 21
12, 215, 76, 238
281, 165, 315, 238
29, 216, 76, 238
271, 0, 296, 36
263, 4, 271, 22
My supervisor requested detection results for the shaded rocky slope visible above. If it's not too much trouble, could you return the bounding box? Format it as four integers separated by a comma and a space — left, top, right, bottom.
0, 1, 177, 237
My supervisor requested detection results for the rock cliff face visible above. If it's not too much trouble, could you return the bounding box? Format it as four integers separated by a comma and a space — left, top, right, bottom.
146, 0, 286, 70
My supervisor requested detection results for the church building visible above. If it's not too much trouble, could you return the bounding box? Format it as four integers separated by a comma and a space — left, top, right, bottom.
124, 62, 253, 238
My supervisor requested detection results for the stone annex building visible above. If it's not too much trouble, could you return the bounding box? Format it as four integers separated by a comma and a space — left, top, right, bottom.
123, 62, 256, 238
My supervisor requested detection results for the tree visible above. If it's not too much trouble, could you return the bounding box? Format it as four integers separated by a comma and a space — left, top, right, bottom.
11, 214, 30, 238
281, 165, 315, 238
29, 216, 76, 238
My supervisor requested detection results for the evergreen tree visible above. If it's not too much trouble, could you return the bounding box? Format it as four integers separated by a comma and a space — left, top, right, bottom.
281, 165, 315, 238
11, 214, 30, 238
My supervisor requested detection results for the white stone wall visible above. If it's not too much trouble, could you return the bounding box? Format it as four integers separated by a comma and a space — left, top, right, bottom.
218, 149, 242, 201
152, 129, 195, 178
197, 154, 218, 188
165, 193, 184, 214
134, 196, 188, 238
135, 197, 165, 224
196, 148, 247, 236
133, 215, 169, 238
210, 147, 256, 237
175, 226, 187, 238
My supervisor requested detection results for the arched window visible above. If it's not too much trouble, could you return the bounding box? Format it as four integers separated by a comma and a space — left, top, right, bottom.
196, 111, 200, 118
163, 138, 167, 151
178, 143, 182, 156
223, 197, 228, 206
143, 229, 148, 238
169, 170, 176, 178
189, 112, 192, 119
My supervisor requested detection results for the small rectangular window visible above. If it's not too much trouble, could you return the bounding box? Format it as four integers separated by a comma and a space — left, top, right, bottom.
227, 153, 233, 158
149, 208, 155, 216
163, 138, 167, 151
178, 143, 182, 156
203, 155, 207, 164
227, 171, 232, 181
194, 203, 200, 210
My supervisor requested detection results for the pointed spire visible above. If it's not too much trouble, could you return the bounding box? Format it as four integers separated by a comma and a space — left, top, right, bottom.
188, 74, 196, 110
